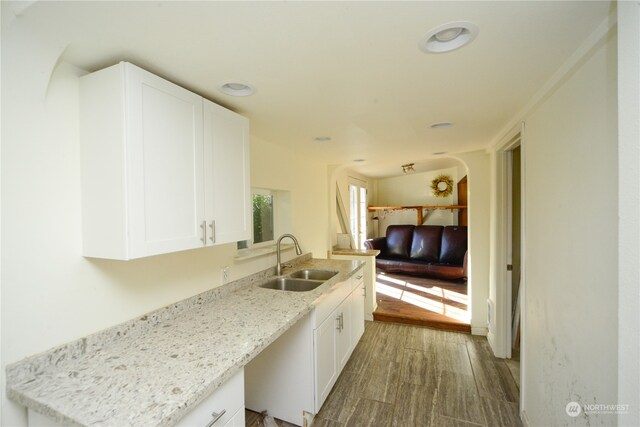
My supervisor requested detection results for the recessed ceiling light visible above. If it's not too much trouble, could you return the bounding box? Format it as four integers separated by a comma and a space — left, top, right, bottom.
431, 122, 453, 129
420, 21, 479, 54
218, 81, 255, 97
434, 27, 463, 43
353, 159, 366, 163
313, 136, 332, 142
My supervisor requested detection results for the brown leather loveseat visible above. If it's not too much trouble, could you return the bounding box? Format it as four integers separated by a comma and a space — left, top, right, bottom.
364, 225, 468, 280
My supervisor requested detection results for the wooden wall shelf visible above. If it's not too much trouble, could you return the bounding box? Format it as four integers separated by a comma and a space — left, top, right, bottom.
368, 205, 467, 225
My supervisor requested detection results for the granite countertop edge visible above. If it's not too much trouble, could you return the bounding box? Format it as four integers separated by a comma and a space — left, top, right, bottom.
6, 254, 364, 427
331, 248, 380, 256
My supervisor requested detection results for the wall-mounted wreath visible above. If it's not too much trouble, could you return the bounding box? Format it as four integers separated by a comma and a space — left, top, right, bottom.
431, 174, 454, 197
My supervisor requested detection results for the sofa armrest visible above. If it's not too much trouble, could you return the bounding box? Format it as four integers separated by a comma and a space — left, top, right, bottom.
463, 250, 469, 279
364, 237, 387, 254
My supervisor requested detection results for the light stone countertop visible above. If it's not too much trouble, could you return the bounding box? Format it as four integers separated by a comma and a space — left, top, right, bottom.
331, 248, 380, 257
6, 255, 363, 427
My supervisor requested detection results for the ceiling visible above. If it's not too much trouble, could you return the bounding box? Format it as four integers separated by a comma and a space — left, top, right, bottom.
14, 1, 611, 178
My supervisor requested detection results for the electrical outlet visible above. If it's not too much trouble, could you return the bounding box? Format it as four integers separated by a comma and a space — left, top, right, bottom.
222, 266, 230, 284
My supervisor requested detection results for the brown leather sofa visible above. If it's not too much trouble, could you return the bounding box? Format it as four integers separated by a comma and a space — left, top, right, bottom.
364, 225, 468, 280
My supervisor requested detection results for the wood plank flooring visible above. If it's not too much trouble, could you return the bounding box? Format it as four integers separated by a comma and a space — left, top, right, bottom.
373, 271, 471, 333
247, 321, 520, 427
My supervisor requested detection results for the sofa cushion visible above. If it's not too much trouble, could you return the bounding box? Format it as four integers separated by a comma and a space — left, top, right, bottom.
385, 225, 414, 258
440, 226, 468, 264
409, 226, 443, 262
376, 258, 465, 280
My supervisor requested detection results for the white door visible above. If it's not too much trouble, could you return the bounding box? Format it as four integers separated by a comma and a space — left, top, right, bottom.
314, 313, 338, 410
203, 99, 251, 245
349, 181, 368, 249
125, 64, 205, 258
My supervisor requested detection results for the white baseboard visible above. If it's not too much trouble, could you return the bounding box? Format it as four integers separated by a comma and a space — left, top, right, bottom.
521, 409, 530, 427
487, 330, 496, 348
365, 314, 373, 321
471, 326, 488, 336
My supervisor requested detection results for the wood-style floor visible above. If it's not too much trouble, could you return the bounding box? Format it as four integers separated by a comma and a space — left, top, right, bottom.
247, 321, 521, 427
373, 271, 471, 333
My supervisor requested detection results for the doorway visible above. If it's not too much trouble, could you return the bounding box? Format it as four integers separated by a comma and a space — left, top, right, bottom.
506, 145, 522, 356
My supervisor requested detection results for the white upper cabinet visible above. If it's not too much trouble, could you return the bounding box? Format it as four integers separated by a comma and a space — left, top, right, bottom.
80, 62, 250, 260
203, 99, 250, 245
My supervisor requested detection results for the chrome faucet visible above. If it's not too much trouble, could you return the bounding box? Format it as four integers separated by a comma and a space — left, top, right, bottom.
276, 234, 303, 275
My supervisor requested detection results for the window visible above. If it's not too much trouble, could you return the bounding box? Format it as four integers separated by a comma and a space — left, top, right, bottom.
252, 190, 274, 244
237, 188, 291, 250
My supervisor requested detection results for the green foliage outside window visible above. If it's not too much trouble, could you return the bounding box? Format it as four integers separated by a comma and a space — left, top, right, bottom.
253, 194, 274, 244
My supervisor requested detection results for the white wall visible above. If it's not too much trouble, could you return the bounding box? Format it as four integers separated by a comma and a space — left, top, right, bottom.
451, 152, 490, 336
617, 3, 640, 426
522, 30, 618, 426
251, 135, 328, 258
375, 166, 461, 235
0, 10, 329, 426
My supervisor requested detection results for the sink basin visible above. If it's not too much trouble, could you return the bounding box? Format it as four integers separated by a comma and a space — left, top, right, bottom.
260, 277, 324, 292
288, 269, 339, 281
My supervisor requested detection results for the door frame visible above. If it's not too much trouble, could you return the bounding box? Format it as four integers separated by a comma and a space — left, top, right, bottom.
492, 122, 526, 359
504, 138, 521, 358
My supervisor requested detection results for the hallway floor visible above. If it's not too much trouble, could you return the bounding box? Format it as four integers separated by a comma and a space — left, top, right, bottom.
247, 321, 521, 427
374, 271, 471, 333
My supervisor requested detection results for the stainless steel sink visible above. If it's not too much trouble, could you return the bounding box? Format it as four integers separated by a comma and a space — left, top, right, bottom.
260, 277, 324, 292
288, 269, 338, 281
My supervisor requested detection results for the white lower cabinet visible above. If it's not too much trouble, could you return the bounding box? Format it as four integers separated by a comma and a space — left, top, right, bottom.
176, 368, 244, 427
313, 311, 339, 409
224, 407, 246, 427
245, 270, 365, 426
350, 280, 366, 347
335, 297, 352, 371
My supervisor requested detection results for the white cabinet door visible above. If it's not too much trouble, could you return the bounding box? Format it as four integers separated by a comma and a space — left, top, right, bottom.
203, 99, 251, 245
314, 310, 339, 410
80, 62, 206, 259
176, 369, 244, 427
335, 298, 352, 370
80, 62, 251, 259
125, 64, 205, 258
350, 279, 366, 347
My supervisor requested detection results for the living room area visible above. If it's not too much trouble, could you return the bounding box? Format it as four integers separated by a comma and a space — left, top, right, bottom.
333, 158, 473, 333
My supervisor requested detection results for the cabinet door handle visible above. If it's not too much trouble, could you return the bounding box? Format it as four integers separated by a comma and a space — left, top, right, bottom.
208, 221, 216, 243
362, 287, 366, 297
356, 274, 363, 280
200, 221, 207, 244
205, 409, 226, 427
339, 313, 344, 331
336, 314, 341, 331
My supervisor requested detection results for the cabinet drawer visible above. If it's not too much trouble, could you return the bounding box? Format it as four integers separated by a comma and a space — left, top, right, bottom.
224, 406, 246, 427
312, 280, 351, 328
347, 269, 364, 292
176, 369, 244, 427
